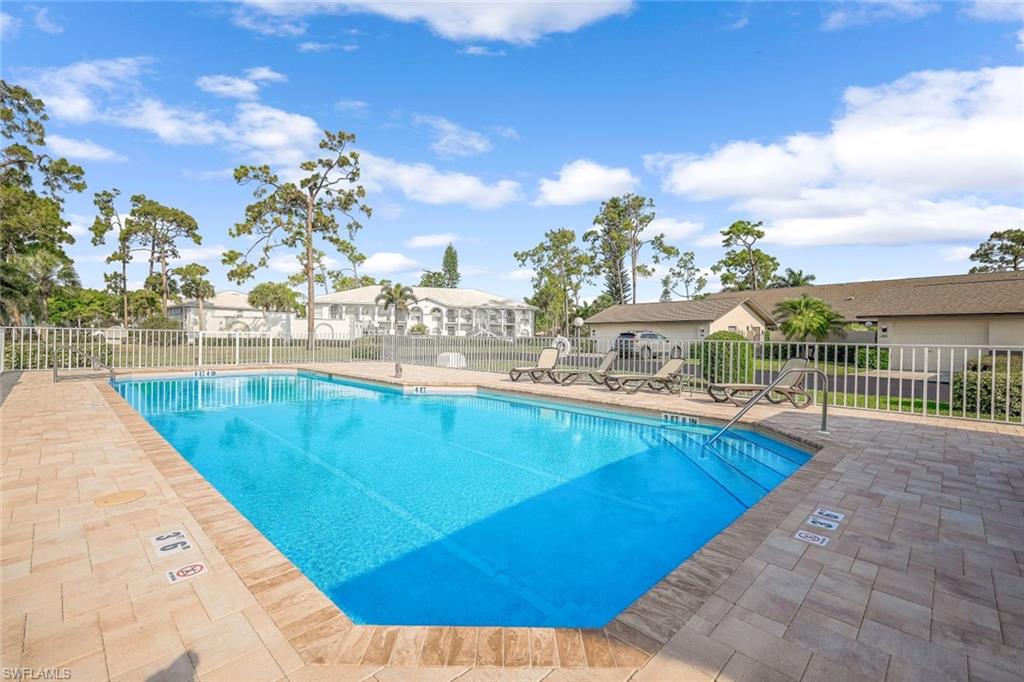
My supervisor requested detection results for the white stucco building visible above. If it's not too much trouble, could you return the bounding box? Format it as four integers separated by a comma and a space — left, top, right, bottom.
168, 287, 536, 338
314, 286, 536, 337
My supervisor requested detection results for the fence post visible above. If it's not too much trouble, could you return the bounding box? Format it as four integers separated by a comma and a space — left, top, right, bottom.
268, 334, 273, 365
235, 332, 240, 365
198, 332, 204, 367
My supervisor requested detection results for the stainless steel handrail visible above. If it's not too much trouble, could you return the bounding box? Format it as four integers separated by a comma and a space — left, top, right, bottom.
52, 344, 116, 383
705, 367, 829, 446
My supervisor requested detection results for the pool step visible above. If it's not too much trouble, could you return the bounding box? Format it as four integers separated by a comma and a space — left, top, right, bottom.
657, 431, 768, 508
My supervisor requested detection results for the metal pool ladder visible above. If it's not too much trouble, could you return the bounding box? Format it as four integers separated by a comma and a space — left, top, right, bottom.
52, 344, 116, 383
705, 367, 829, 447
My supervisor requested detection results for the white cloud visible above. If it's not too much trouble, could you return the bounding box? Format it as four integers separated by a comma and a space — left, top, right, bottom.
648, 66, 1024, 247
726, 16, 749, 30
298, 41, 332, 52
361, 152, 522, 209
821, 1, 940, 30
460, 45, 507, 56
406, 233, 459, 248
415, 115, 493, 157
535, 159, 638, 206
195, 67, 286, 100
757, 190, 1023, 246
118, 98, 228, 145
26, 57, 150, 123
362, 252, 420, 274
645, 135, 832, 200
645, 218, 702, 241
65, 213, 91, 237
31, 6, 63, 34
1, 12, 20, 39
502, 268, 535, 281
47, 134, 125, 162
195, 75, 260, 99
268, 253, 339, 274
336, 99, 369, 115
245, 66, 287, 82
941, 245, 975, 262
172, 245, 228, 263
962, 1, 1024, 21
230, 103, 321, 168
236, 1, 633, 44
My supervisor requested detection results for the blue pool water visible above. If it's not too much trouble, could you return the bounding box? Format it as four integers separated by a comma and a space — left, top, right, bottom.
115, 372, 810, 627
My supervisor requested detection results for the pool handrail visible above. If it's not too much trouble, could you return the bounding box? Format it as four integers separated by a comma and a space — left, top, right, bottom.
705, 367, 829, 446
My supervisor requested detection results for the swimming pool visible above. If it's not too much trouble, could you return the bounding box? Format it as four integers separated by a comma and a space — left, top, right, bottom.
115, 371, 810, 628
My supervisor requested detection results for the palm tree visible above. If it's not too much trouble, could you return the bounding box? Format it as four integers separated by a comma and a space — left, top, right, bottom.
0, 260, 32, 326
173, 263, 215, 331
772, 295, 847, 342
14, 250, 80, 324
770, 268, 816, 288
374, 283, 416, 335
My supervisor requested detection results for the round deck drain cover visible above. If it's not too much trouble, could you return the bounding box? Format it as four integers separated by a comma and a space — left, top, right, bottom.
94, 490, 147, 507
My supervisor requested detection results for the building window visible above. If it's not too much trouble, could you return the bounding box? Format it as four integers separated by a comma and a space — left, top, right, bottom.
728, 325, 737, 333
329, 305, 341, 319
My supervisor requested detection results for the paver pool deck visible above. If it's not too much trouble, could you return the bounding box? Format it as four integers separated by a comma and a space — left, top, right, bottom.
2, 362, 1022, 681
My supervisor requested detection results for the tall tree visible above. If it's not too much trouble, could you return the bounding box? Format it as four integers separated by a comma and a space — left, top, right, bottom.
712, 220, 778, 291
583, 220, 630, 304
130, 195, 200, 315
770, 268, 816, 288
223, 130, 371, 344
90, 189, 148, 327
588, 194, 674, 303
375, 283, 416, 335
47, 288, 117, 327
441, 243, 460, 287
0, 80, 86, 262
659, 251, 707, 301
969, 229, 1024, 272
13, 249, 79, 323
773, 295, 848, 342
418, 270, 447, 287
0, 259, 31, 325
173, 263, 215, 332
248, 282, 302, 314
514, 229, 593, 335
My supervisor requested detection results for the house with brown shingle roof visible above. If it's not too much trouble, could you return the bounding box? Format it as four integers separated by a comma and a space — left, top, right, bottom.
585, 297, 774, 340
586, 271, 1024, 347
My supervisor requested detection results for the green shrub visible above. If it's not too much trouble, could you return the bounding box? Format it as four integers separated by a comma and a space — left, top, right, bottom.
952, 368, 1022, 419
409, 323, 428, 335
691, 331, 754, 383
351, 335, 384, 360
855, 347, 889, 369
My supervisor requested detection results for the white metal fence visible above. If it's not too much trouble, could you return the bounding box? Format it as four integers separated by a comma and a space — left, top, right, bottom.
3, 327, 1021, 424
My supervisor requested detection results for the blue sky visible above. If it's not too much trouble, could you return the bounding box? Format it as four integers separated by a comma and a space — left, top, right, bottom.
3, 1, 1022, 302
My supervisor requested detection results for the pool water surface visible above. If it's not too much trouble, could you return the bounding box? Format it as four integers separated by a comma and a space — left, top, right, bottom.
115, 372, 810, 628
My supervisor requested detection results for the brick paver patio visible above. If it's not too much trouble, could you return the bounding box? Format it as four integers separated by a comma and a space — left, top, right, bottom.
2, 363, 1022, 681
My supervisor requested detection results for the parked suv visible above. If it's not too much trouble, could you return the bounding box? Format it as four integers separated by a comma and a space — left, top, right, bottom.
614, 330, 684, 359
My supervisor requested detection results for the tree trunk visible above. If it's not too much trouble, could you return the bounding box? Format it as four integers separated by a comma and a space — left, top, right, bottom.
747, 245, 758, 290
305, 197, 315, 347
198, 298, 205, 332
630, 247, 638, 304
160, 254, 168, 315
121, 259, 129, 328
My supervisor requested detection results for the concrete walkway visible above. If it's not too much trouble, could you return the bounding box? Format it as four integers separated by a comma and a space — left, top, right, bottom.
2, 364, 1022, 681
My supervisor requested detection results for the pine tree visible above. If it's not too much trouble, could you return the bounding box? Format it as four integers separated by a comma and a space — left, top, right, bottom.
442, 243, 460, 287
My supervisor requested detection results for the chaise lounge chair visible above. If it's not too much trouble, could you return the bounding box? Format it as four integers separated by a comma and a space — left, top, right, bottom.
707, 357, 812, 408
552, 349, 618, 385
508, 347, 560, 383
603, 358, 688, 394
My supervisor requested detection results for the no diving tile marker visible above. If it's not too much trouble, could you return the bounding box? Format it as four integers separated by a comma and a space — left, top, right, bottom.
814, 508, 845, 522
166, 561, 209, 584
795, 507, 845, 546
794, 530, 830, 546
806, 515, 840, 531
